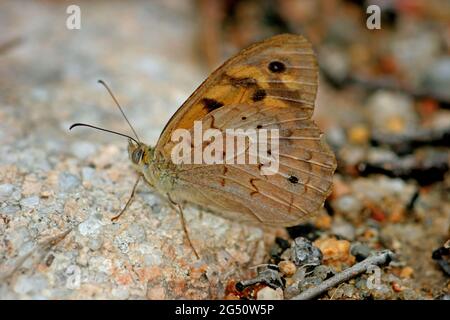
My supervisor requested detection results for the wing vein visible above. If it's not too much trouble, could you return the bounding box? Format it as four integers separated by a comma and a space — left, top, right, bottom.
279, 152, 335, 169
266, 95, 315, 106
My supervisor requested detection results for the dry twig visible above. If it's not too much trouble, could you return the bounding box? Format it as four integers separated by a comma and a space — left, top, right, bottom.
291, 250, 395, 300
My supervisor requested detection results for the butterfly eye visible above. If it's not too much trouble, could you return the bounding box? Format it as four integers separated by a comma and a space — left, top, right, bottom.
132, 149, 143, 164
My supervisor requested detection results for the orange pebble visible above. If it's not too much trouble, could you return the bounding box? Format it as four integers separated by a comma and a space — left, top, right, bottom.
400, 266, 414, 279
314, 214, 332, 230
392, 282, 403, 292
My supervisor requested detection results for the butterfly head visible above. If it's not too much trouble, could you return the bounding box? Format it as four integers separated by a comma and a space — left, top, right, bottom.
128, 139, 152, 167
128, 139, 161, 190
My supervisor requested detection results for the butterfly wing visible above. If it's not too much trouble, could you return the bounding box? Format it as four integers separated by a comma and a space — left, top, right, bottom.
169, 104, 336, 226
155, 34, 319, 159
154, 34, 336, 226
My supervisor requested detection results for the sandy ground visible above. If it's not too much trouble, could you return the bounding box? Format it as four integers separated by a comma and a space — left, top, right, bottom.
0, 1, 271, 299
0, 1, 449, 300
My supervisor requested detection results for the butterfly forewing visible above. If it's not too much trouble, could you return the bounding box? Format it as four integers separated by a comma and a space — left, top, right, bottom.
156, 34, 318, 159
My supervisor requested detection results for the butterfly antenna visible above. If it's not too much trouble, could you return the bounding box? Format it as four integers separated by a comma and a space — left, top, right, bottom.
69, 123, 139, 145
97, 79, 141, 142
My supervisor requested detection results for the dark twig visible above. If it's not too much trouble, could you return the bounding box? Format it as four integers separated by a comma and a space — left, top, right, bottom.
350, 75, 450, 104
291, 250, 395, 300
320, 66, 450, 105
358, 149, 449, 186
371, 127, 450, 154
237, 265, 284, 291
432, 241, 450, 276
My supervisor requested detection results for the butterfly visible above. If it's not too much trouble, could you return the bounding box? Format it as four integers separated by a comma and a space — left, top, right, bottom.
71, 34, 336, 258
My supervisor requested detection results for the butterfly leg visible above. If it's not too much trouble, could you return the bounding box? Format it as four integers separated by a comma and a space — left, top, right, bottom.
111, 175, 141, 222
167, 194, 200, 260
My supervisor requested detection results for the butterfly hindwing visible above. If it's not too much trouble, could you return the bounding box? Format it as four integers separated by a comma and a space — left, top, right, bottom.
171, 104, 336, 226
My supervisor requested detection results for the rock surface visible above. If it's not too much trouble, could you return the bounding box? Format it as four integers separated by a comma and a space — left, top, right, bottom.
0, 1, 268, 299
1, 0, 449, 300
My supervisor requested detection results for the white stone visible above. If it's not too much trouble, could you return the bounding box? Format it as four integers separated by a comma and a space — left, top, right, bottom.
257, 287, 284, 300
0, 184, 14, 201
78, 216, 103, 236
71, 141, 96, 160
20, 196, 40, 208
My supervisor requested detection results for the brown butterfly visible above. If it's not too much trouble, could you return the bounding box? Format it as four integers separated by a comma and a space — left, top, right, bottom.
71, 34, 336, 258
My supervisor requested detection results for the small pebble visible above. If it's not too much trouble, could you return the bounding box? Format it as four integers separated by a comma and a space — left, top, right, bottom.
189, 263, 208, 280
81, 167, 95, 182
114, 236, 130, 254
112, 287, 130, 300
341, 283, 356, 298
319, 44, 349, 84
313, 213, 332, 230
399, 266, 414, 279
0, 183, 14, 201
348, 124, 370, 144
391, 282, 403, 293
78, 216, 103, 237
334, 195, 363, 214
367, 91, 417, 134
350, 243, 372, 262
127, 224, 146, 243
147, 285, 166, 300
291, 237, 322, 267
291, 266, 307, 282
144, 251, 163, 266
332, 177, 351, 198
314, 237, 356, 271
256, 287, 283, 300
20, 196, 40, 208
13, 274, 48, 295
40, 190, 52, 198
298, 276, 322, 292
58, 172, 80, 192
400, 288, 420, 300
313, 265, 335, 280
422, 57, 450, 101
331, 219, 356, 240
327, 126, 347, 148
355, 278, 368, 290
70, 141, 96, 160
21, 174, 41, 196
2, 205, 20, 215
87, 237, 103, 251
278, 261, 296, 277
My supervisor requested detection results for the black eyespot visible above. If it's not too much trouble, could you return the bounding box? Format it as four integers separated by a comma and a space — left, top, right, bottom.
252, 89, 266, 102
268, 61, 286, 73
256, 124, 263, 129
241, 116, 247, 120
132, 149, 143, 164
201, 98, 224, 113
288, 175, 299, 184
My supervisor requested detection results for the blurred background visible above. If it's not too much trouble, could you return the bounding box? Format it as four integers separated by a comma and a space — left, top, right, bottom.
0, 0, 449, 299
